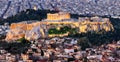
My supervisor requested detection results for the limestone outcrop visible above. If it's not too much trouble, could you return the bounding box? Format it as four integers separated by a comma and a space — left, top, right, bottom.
5, 16, 114, 41
5, 22, 43, 41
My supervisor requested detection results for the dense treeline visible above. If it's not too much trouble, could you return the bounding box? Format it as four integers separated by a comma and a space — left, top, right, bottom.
0, 9, 58, 25
0, 9, 96, 24
48, 26, 78, 35
0, 38, 30, 54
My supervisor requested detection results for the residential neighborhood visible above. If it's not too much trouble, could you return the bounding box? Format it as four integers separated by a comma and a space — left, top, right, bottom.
0, 0, 120, 18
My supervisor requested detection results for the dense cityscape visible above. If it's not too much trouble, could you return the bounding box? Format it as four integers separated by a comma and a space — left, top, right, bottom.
0, 0, 120, 62
0, 0, 120, 19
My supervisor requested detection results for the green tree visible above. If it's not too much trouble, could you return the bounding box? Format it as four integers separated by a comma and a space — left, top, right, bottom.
77, 37, 91, 50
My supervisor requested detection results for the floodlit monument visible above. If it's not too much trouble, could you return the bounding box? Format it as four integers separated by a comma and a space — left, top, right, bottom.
6, 12, 114, 41
47, 12, 70, 20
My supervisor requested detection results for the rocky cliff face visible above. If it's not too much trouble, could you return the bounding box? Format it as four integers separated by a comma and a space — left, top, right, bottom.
5, 22, 43, 41
5, 18, 114, 41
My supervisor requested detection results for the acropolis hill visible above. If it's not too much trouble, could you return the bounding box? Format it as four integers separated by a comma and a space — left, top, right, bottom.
6, 12, 114, 41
